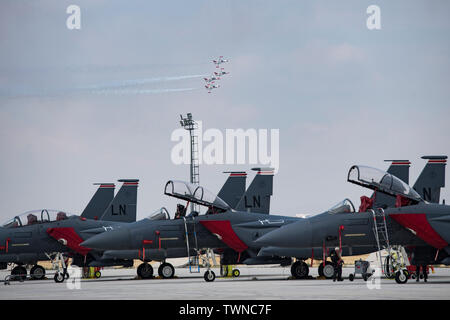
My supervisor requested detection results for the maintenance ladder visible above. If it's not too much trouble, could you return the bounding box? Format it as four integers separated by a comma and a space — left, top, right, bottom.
183, 217, 200, 273
370, 208, 392, 275
183, 217, 218, 274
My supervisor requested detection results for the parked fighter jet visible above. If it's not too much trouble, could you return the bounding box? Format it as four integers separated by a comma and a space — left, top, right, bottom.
256, 159, 449, 283
257, 159, 410, 278
255, 156, 447, 279
81, 159, 446, 281
0, 170, 252, 283
0, 179, 139, 282
213, 56, 228, 67
80, 168, 288, 281
0, 182, 114, 279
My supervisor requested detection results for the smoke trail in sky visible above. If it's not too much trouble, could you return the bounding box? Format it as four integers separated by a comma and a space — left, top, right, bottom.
82, 74, 207, 90
0, 74, 205, 98
90, 87, 198, 95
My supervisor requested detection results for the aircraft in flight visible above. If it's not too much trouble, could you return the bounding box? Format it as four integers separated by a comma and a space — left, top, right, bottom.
213, 56, 228, 67
214, 69, 229, 78
203, 75, 220, 83
205, 82, 220, 93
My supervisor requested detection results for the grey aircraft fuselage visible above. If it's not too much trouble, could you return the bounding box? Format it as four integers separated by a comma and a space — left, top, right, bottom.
256, 202, 450, 265
81, 210, 300, 263
0, 216, 128, 265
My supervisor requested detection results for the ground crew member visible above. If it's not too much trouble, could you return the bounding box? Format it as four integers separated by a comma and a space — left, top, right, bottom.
415, 264, 428, 282
330, 247, 343, 282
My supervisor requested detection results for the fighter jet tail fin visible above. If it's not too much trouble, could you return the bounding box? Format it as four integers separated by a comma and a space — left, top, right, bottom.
99, 179, 139, 222
235, 168, 274, 214
374, 160, 410, 208
217, 172, 247, 209
81, 183, 115, 220
413, 156, 447, 203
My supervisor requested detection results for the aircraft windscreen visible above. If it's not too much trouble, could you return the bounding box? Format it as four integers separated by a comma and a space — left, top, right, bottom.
1, 209, 71, 228
348, 165, 422, 201
164, 180, 230, 211
146, 207, 170, 220
328, 199, 356, 214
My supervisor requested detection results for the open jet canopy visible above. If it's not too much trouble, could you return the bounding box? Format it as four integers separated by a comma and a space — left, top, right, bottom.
1, 209, 73, 228
164, 180, 230, 212
348, 165, 422, 202
146, 207, 170, 221
328, 198, 356, 214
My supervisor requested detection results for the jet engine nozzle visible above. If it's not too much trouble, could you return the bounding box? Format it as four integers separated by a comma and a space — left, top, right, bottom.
58, 238, 67, 245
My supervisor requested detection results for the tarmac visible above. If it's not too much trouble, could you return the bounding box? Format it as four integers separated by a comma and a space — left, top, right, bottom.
1, 266, 449, 300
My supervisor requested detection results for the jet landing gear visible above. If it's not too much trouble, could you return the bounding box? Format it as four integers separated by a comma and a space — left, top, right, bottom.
137, 262, 154, 279
47, 252, 69, 283
318, 261, 335, 279
158, 262, 175, 279
204, 270, 216, 282
291, 261, 309, 279
202, 248, 217, 282
30, 265, 46, 280
11, 265, 27, 282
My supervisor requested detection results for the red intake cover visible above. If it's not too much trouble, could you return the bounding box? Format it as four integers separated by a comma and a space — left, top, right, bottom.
47, 227, 91, 255
200, 220, 248, 253
389, 213, 448, 249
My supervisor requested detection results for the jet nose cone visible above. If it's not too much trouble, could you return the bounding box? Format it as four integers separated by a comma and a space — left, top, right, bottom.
255, 219, 312, 248
81, 228, 131, 251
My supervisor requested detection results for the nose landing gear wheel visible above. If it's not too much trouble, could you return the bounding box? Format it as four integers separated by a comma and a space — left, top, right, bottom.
232, 269, 240, 277
204, 270, 216, 282
158, 263, 175, 279
395, 270, 408, 284
54, 272, 65, 283
137, 263, 154, 279
94, 270, 101, 279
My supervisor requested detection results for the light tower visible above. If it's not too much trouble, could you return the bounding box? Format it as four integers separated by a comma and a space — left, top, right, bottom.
179, 113, 200, 213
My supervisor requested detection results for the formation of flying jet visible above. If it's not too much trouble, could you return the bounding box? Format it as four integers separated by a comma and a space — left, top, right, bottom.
204, 56, 229, 93
256, 156, 449, 283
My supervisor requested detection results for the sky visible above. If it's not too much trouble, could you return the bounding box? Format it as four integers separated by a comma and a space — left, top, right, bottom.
0, 0, 449, 221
